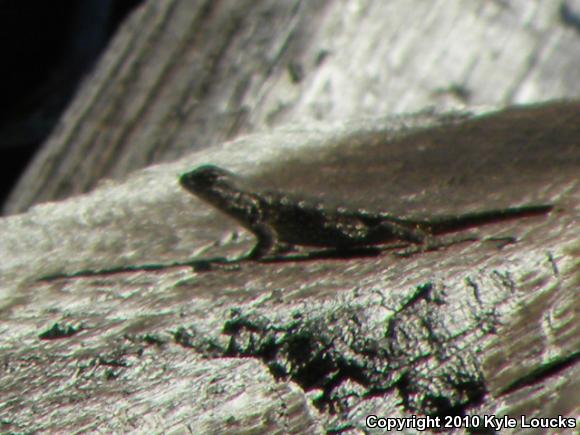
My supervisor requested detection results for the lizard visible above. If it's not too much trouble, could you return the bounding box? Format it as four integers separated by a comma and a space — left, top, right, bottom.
38, 164, 553, 280
179, 165, 553, 260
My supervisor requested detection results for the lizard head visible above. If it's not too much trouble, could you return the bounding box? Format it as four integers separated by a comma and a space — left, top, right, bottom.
179, 165, 239, 198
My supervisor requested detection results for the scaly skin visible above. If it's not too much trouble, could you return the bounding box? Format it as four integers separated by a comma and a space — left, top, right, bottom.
179, 165, 553, 259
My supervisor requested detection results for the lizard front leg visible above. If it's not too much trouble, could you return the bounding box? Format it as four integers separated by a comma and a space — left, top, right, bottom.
246, 222, 292, 260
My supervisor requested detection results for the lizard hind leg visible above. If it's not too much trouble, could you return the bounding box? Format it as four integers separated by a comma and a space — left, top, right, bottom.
393, 233, 480, 258
382, 222, 441, 257
387, 222, 430, 245
364, 221, 430, 254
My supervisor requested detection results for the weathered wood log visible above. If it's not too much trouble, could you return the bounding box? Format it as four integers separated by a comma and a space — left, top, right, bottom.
1, 0, 579, 433
1, 102, 578, 433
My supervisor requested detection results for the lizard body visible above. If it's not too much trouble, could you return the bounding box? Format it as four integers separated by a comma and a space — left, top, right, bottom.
37, 164, 553, 280
179, 165, 553, 260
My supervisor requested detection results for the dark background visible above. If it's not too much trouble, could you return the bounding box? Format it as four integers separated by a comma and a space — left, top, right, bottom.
0, 0, 143, 210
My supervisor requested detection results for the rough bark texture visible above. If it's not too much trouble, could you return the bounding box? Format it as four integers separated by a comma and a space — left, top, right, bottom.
1, 102, 578, 433
1, 0, 579, 434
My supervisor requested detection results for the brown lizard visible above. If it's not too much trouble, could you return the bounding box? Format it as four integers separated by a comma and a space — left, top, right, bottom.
39, 165, 553, 280
179, 165, 553, 260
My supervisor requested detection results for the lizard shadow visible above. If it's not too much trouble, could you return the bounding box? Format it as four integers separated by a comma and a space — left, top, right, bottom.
255, 235, 516, 264
38, 236, 516, 280
257, 243, 410, 263
183, 244, 409, 273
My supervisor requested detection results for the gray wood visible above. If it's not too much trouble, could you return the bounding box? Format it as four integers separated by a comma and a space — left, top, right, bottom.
0, 102, 578, 433
5, 0, 580, 214
1, 0, 579, 432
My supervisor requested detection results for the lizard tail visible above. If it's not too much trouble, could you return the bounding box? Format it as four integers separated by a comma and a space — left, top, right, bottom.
409, 204, 553, 235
